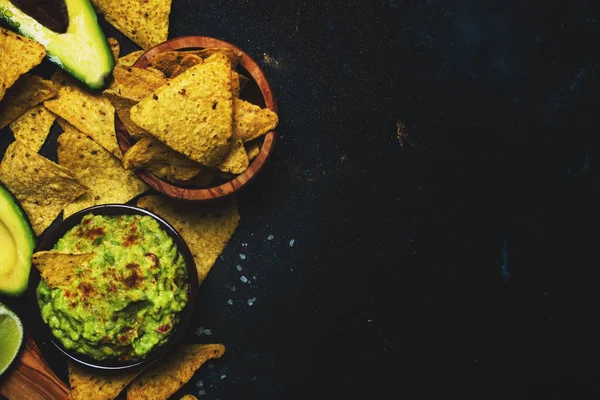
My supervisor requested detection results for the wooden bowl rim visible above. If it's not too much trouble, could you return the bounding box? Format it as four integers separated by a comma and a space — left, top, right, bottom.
115, 36, 277, 201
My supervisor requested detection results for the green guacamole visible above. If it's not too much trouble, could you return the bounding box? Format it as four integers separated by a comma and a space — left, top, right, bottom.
36, 214, 188, 361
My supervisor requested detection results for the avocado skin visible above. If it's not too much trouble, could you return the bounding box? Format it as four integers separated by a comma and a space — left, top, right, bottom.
0, 0, 115, 90
0, 183, 36, 297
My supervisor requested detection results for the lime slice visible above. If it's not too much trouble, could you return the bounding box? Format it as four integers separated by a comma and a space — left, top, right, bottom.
0, 301, 24, 376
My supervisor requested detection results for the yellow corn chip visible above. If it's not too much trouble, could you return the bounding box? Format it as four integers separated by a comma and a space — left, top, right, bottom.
107, 37, 120, 59
118, 50, 145, 67
127, 344, 225, 400
122, 136, 202, 169
68, 361, 140, 400
245, 139, 261, 161
217, 135, 249, 174
33, 251, 94, 288
137, 196, 239, 283
91, 0, 172, 50
130, 54, 233, 167
0, 27, 46, 102
146, 163, 203, 183
191, 47, 242, 68
9, 105, 56, 152
231, 71, 241, 97
233, 97, 279, 142
103, 91, 147, 140
0, 141, 87, 235
0, 75, 58, 129
44, 78, 122, 158
147, 51, 204, 78
57, 129, 148, 217
180, 395, 197, 400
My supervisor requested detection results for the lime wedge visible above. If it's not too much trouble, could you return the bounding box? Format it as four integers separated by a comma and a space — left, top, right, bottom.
0, 301, 24, 376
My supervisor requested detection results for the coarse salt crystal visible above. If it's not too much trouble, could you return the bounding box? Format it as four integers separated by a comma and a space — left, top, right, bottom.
240, 275, 248, 283
248, 297, 257, 306
196, 380, 204, 388
236, 265, 242, 271
198, 389, 206, 396
267, 234, 274, 240
289, 239, 295, 247
203, 328, 212, 336
221, 374, 227, 379
227, 299, 233, 305
230, 285, 236, 292
242, 243, 248, 247
195, 327, 204, 336
239, 253, 246, 260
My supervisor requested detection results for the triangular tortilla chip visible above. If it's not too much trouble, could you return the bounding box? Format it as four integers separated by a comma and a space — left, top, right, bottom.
91, 0, 172, 50
217, 135, 249, 174
122, 137, 202, 170
33, 251, 94, 288
137, 196, 239, 283
68, 361, 140, 400
10, 105, 57, 152
147, 51, 204, 78
44, 76, 122, 158
145, 163, 204, 183
190, 47, 242, 68
103, 92, 147, 140
130, 54, 233, 167
0, 27, 46, 102
0, 75, 58, 129
126, 344, 225, 400
57, 128, 148, 217
0, 141, 87, 235
180, 395, 198, 400
117, 50, 145, 67
233, 97, 279, 142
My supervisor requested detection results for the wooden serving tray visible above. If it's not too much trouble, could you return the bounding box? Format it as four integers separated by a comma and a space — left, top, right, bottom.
0, 335, 69, 400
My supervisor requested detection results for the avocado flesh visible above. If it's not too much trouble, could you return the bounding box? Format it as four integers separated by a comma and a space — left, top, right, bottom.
0, 0, 115, 89
0, 184, 35, 296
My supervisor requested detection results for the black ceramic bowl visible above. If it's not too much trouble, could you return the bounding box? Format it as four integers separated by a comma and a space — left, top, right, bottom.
27, 204, 198, 370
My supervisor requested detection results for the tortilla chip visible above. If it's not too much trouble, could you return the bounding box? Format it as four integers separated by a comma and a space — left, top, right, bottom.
130, 54, 233, 167
9, 105, 56, 152
127, 344, 225, 400
110, 65, 167, 100
146, 163, 203, 183
57, 129, 148, 217
147, 52, 204, 78
122, 136, 201, 169
107, 37, 120, 59
0, 141, 87, 235
68, 361, 140, 400
230, 71, 241, 97
0, 75, 58, 129
118, 50, 145, 67
191, 47, 242, 68
91, 0, 172, 50
137, 196, 239, 283
33, 251, 94, 288
103, 92, 147, 140
180, 395, 197, 400
233, 97, 279, 142
44, 77, 122, 158
244, 139, 261, 161
0, 28, 46, 102
217, 135, 249, 174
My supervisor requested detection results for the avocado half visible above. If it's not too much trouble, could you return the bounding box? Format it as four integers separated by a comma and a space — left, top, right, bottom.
0, 183, 35, 296
0, 0, 115, 89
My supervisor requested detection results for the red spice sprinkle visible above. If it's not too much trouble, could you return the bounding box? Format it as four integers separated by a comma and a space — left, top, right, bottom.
156, 324, 170, 333
84, 227, 105, 240
123, 234, 138, 247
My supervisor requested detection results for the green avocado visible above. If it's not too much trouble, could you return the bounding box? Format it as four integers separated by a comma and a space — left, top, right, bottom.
0, 0, 115, 89
0, 183, 35, 296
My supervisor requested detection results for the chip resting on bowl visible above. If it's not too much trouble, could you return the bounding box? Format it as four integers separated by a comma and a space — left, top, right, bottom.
57, 128, 148, 217
137, 195, 239, 283
130, 53, 234, 168
0, 141, 87, 235
0, 27, 46, 102
32, 251, 95, 288
68, 361, 140, 400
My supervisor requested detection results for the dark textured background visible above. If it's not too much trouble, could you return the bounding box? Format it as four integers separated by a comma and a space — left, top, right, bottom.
2, 0, 600, 398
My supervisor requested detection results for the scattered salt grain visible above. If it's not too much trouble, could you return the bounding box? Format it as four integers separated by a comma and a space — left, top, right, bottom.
247, 297, 257, 306
230, 285, 236, 292
240, 275, 248, 283
198, 389, 206, 396
253, 275, 257, 280
195, 327, 204, 336
208, 364, 214, 369
227, 299, 233, 305
196, 380, 204, 388
221, 374, 227, 380
239, 253, 246, 260
289, 239, 295, 247
267, 234, 274, 241
242, 243, 248, 247
203, 328, 212, 336
236, 265, 242, 271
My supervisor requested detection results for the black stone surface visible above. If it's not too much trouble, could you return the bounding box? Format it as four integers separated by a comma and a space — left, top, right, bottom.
2, 0, 600, 398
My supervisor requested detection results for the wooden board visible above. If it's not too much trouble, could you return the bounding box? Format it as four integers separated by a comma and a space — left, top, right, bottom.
0, 335, 69, 400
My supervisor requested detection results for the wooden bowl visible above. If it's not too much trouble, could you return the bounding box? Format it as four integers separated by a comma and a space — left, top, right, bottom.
115, 36, 278, 201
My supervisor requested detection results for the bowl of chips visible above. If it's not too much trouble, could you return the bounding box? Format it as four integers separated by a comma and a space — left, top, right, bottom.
27, 204, 198, 370
110, 36, 279, 201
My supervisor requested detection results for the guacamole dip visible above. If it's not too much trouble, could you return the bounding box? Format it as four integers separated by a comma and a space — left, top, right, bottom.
36, 214, 189, 361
